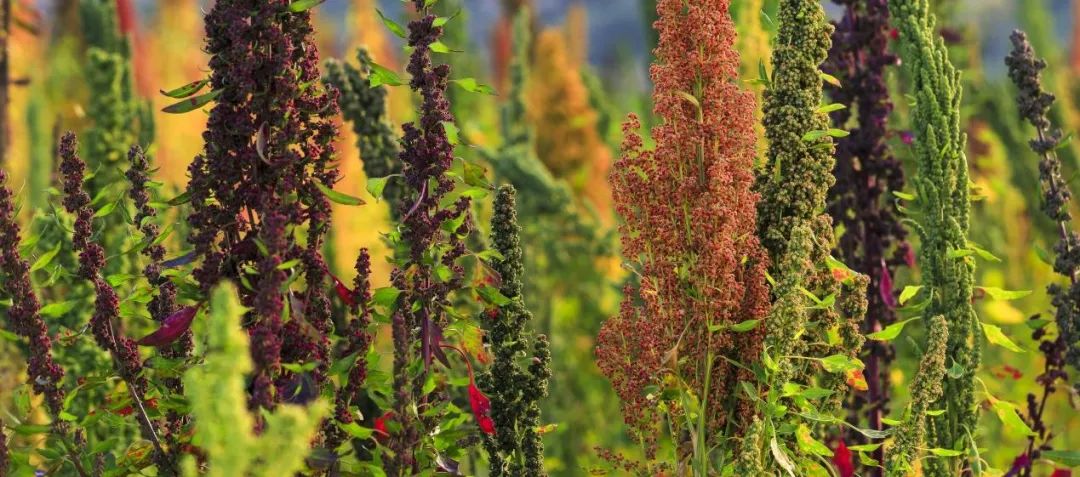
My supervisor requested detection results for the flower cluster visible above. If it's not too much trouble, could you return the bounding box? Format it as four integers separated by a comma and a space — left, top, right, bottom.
597, 0, 771, 457
822, 0, 909, 457
1005, 30, 1078, 475
0, 169, 67, 416
884, 315, 948, 474
324, 50, 405, 215
477, 186, 551, 477
889, 0, 979, 470
186, 0, 339, 410
322, 249, 375, 452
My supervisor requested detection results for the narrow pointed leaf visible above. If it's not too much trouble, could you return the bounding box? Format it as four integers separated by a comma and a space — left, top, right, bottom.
162, 89, 222, 114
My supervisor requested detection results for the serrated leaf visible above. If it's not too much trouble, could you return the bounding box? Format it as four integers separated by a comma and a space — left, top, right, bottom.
30, 242, 62, 272
162, 89, 222, 114
979, 287, 1031, 301
287, 0, 325, 12
367, 176, 391, 201
159, 79, 209, 98
315, 182, 366, 206
451, 78, 496, 95
375, 9, 407, 38
981, 322, 1025, 353
866, 317, 919, 341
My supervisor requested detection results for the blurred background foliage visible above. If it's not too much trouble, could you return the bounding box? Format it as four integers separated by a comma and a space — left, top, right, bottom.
2, 0, 1080, 474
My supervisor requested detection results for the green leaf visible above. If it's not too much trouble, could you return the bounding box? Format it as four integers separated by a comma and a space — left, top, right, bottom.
159, 79, 209, 98
276, 259, 303, 270
162, 89, 222, 114
432, 10, 460, 27
375, 9, 407, 38
925, 409, 946, 416
892, 190, 916, 201
287, 0, 325, 12
40, 301, 78, 318
30, 242, 62, 272
967, 242, 1001, 262
880, 417, 901, 426
820, 354, 865, 373
988, 396, 1035, 436
1041, 450, 1080, 467
366, 176, 391, 201
898, 286, 922, 305
443, 121, 460, 146
461, 159, 489, 188
368, 62, 405, 87
315, 182, 366, 206
429, 41, 458, 54
758, 60, 770, 87
981, 322, 1024, 353
847, 443, 883, 452
167, 190, 192, 206
866, 317, 919, 341
826, 128, 850, 138
946, 248, 974, 259
339, 421, 374, 439
13, 424, 51, 436
729, 319, 761, 333
979, 287, 1032, 301
820, 72, 841, 88
927, 448, 963, 457
451, 78, 496, 95
802, 130, 829, 142
372, 287, 401, 309
475, 249, 505, 262
795, 424, 834, 457
816, 103, 846, 114
94, 200, 118, 218
1055, 132, 1075, 150
477, 286, 511, 307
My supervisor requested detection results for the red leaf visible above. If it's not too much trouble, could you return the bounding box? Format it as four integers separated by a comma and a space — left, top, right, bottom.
832, 440, 854, 477
468, 383, 495, 435
331, 274, 355, 306
879, 259, 897, 309
1050, 469, 1072, 477
374, 411, 392, 442
137, 305, 199, 347
846, 369, 868, 392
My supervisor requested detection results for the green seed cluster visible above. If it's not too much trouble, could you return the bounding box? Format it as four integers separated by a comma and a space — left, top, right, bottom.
885, 315, 948, 475
889, 0, 979, 468
478, 186, 551, 477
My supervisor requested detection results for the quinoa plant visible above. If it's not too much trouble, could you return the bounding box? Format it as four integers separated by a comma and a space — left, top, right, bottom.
477, 185, 551, 477
1005, 29, 1080, 475
596, 0, 772, 472
751, 0, 871, 465
889, 0, 987, 472
822, 0, 909, 466
184, 0, 339, 413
